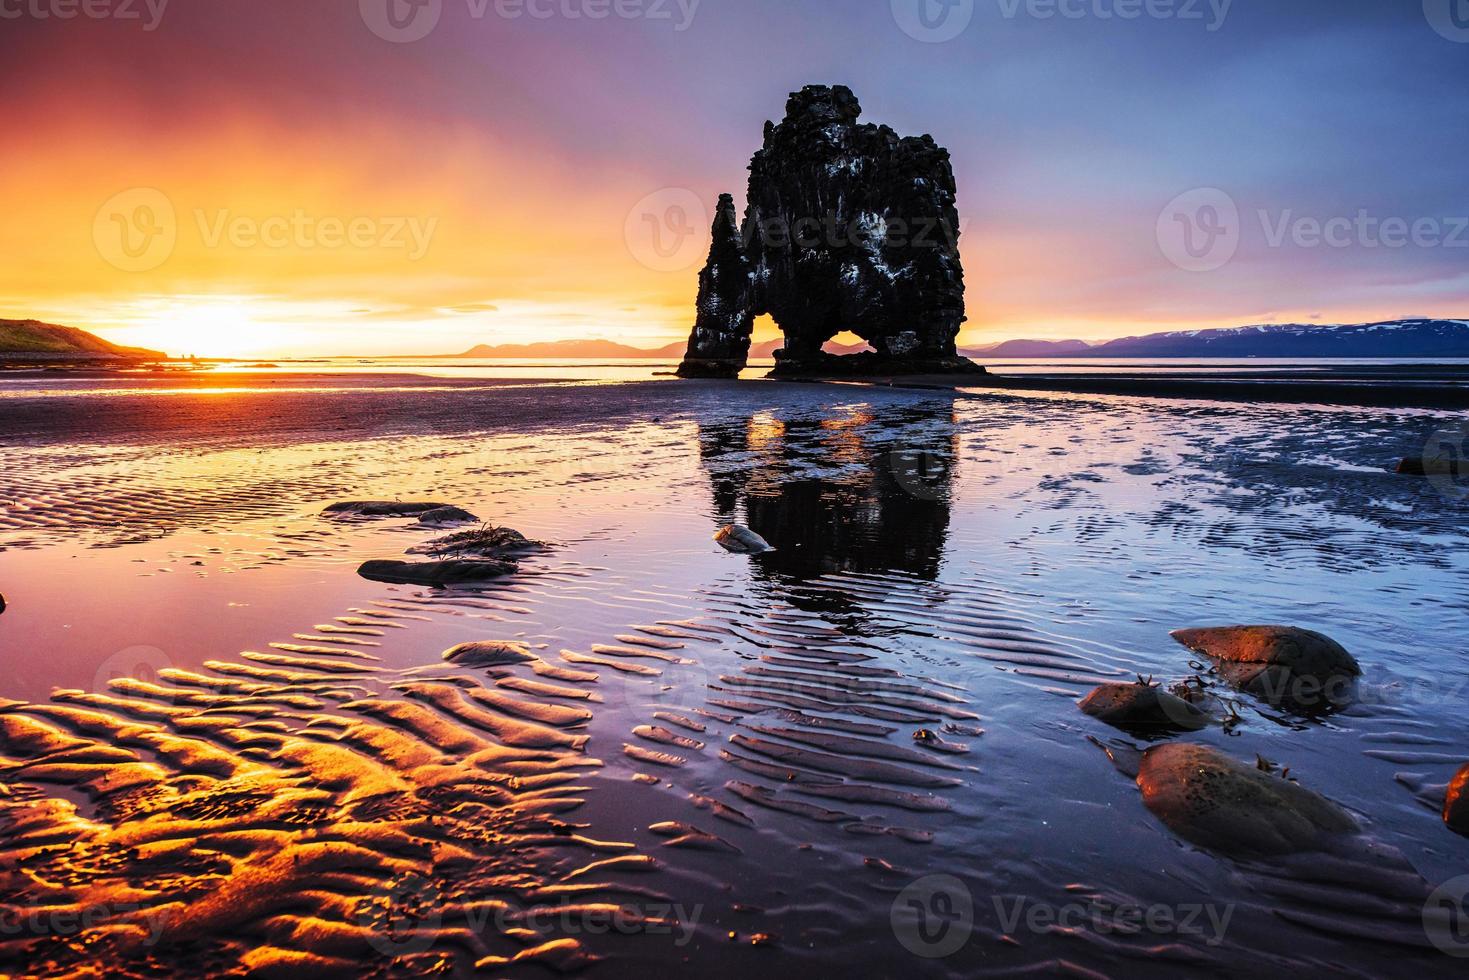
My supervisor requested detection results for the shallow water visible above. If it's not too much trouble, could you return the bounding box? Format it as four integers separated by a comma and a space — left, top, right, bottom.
1, 375, 1466, 977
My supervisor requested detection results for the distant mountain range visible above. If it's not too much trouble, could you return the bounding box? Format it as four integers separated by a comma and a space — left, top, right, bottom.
452, 319, 1469, 360
960, 319, 1469, 359
0, 319, 164, 360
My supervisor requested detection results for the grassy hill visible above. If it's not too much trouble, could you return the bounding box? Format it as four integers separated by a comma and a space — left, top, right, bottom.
0, 320, 165, 360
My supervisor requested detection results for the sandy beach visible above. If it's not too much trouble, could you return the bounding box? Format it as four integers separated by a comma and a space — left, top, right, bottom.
1, 370, 1466, 977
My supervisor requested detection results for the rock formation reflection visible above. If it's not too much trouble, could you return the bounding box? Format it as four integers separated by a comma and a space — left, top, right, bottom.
698, 401, 959, 607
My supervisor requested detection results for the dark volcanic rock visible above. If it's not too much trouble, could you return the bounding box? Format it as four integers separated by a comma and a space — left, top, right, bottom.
677, 85, 983, 379
678, 194, 755, 379
1079, 682, 1208, 735
357, 558, 517, 585
415, 506, 480, 526
1446, 764, 1469, 836
324, 501, 455, 518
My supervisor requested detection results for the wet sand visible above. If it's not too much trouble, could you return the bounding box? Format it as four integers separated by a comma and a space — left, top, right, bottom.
1, 372, 1467, 977
778, 363, 1469, 408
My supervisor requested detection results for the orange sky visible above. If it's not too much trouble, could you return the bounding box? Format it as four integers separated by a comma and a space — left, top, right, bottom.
4, 4, 1465, 358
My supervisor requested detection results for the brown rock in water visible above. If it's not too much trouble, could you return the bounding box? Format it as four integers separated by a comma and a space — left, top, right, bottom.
1079, 682, 1208, 734
1170, 625, 1360, 709
0, 592, 5, 616
444, 640, 537, 667
324, 501, 455, 518
357, 558, 516, 585
1445, 764, 1469, 836
1138, 743, 1358, 856
410, 525, 541, 557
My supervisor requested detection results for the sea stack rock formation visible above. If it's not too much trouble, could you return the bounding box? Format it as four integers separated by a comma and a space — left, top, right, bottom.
677, 85, 983, 378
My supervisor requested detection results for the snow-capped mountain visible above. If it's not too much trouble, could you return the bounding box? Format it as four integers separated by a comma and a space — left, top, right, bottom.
964, 319, 1469, 359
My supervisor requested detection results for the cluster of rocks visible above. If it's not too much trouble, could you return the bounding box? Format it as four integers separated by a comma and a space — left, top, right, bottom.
676, 85, 985, 379
1079, 623, 1466, 854
323, 500, 543, 586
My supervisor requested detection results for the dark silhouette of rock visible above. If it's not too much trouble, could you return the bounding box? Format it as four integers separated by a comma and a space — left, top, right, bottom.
1079, 681, 1207, 735
409, 526, 542, 557
324, 500, 456, 518
678, 195, 755, 378
677, 85, 984, 378
357, 558, 517, 585
1446, 764, 1469, 836
415, 506, 480, 526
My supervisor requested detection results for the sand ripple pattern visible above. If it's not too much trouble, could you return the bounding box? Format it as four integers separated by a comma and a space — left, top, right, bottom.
0, 598, 660, 978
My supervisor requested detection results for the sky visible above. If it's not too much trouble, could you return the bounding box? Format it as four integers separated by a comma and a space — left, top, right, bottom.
2, 0, 1466, 357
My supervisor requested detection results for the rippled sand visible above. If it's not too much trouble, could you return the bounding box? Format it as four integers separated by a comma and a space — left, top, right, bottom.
1, 374, 1467, 977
